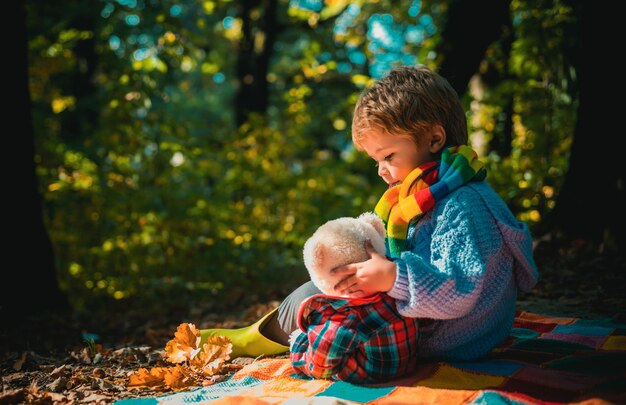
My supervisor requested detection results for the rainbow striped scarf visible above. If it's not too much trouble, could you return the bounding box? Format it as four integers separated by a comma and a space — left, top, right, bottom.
374, 145, 486, 258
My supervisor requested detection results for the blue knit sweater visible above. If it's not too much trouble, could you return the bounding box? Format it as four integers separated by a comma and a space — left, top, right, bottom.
387, 181, 538, 361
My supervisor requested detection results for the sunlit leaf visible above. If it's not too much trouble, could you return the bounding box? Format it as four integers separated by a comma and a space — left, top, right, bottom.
191, 336, 232, 375
164, 323, 201, 363
128, 367, 168, 388
320, 0, 350, 20
163, 365, 196, 390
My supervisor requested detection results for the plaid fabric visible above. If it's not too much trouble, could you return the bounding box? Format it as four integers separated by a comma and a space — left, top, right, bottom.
117, 311, 626, 405
290, 293, 420, 383
375, 145, 486, 258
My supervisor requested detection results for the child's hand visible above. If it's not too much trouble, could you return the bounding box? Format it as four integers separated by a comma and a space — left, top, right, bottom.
332, 240, 397, 297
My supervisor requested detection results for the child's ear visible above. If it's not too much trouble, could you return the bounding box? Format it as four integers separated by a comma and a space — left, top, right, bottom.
428, 125, 447, 153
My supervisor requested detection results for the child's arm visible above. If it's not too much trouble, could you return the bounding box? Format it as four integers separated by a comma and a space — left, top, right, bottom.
337, 189, 496, 319
386, 191, 495, 319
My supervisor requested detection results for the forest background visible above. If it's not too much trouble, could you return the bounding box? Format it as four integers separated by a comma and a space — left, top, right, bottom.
4, 0, 624, 351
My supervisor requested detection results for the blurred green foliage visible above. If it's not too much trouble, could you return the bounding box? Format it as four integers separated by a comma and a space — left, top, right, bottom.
28, 0, 579, 310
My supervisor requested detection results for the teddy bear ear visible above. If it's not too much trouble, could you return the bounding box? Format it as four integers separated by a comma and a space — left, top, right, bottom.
357, 212, 386, 237
312, 243, 326, 267
303, 237, 326, 271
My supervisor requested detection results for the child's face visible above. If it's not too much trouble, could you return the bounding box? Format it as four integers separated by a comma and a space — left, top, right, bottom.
360, 128, 435, 186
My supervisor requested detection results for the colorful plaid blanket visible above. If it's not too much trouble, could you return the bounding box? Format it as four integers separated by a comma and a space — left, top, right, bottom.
117, 311, 626, 404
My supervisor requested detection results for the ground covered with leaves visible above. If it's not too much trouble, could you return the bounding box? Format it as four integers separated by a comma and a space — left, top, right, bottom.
2, 237, 625, 405
0, 301, 283, 404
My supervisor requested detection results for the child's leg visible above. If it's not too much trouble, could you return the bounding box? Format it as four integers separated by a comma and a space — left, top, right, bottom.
199, 281, 320, 358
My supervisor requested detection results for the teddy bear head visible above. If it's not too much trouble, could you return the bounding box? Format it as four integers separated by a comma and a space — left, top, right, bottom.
302, 212, 386, 297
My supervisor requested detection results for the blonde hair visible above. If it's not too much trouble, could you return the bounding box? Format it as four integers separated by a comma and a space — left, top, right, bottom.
352, 65, 468, 150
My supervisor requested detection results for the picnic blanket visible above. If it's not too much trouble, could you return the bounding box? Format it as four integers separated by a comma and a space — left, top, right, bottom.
117, 311, 626, 404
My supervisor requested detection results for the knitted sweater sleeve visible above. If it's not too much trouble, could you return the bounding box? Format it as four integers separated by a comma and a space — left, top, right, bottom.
387, 189, 494, 319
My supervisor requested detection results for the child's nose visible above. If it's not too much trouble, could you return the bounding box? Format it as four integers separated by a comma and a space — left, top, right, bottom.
377, 162, 388, 177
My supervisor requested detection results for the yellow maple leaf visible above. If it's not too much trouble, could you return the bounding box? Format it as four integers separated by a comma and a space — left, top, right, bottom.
164, 323, 202, 363
128, 367, 168, 388
191, 335, 232, 376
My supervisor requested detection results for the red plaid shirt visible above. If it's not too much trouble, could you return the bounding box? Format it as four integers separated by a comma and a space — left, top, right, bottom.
290, 293, 420, 383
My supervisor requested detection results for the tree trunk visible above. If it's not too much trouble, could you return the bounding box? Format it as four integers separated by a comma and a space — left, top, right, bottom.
235, 0, 279, 126
548, 1, 625, 249
2, 2, 70, 326
435, 0, 512, 97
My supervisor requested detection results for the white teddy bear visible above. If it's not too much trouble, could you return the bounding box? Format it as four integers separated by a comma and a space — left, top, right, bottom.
290, 212, 420, 383
302, 212, 387, 297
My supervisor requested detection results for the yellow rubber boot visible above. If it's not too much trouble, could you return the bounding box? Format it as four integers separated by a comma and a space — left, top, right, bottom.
200, 307, 289, 358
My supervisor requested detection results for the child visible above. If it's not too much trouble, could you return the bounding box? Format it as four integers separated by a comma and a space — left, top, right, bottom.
289, 213, 420, 383
200, 65, 538, 364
